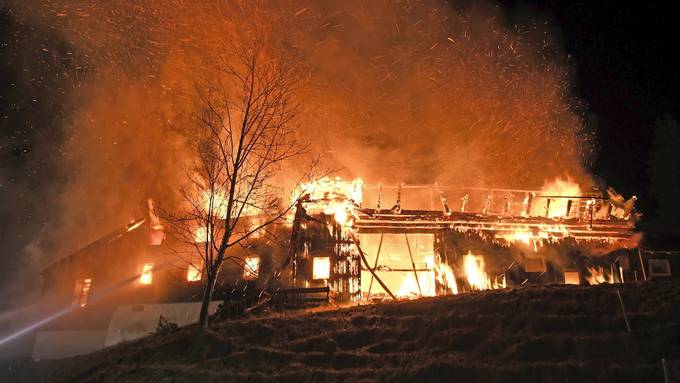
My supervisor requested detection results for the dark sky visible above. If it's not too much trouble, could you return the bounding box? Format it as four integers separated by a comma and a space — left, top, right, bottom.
1, 0, 680, 289
1, 7, 84, 295
500, 0, 680, 207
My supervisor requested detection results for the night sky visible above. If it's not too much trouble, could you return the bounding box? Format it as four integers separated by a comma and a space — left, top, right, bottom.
498, 0, 680, 207
1, 0, 680, 295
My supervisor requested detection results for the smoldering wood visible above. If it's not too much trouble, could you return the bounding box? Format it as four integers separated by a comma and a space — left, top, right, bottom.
373, 267, 434, 272
460, 194, 469, 212
435, 183, 451, 215
482, 194, 492, 214
503, 195, 511, 215
522, 192, 533, 216
566, 199, 573, 217
391, 183, 403, 214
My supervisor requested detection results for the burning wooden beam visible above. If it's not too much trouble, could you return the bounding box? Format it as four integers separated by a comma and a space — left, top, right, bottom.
351, 233, 397, 300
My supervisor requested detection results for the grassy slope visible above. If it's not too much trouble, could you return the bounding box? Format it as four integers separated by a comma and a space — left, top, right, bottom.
4, 281, 680, 383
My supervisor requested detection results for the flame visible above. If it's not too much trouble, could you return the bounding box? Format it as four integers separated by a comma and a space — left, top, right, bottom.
75, 278, 92, 307
139, 263, 154, 285
202, 189, 260, 218
243, 256, 260, 280
203, 190, 229, 218
389, 255, 447, 299
504, 230, 532, 245
585, 265, 613, 285
334, 206, 349, 226
396, 273, 421, 298
296, 177, 363, 205
534, 176, 581, 218
496, 223, 570, 250
293, 177, 362, 226
435, 262, 458, 295
464, 251, 491, 290
312, 256, 330, 280
187, 262, 202, 282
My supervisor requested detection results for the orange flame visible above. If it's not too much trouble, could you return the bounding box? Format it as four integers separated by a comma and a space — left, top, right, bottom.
435, 262, 458, 295
243, 256, 260, 280
534, 176, 581, 218
396, 273, 422, 298
464, 251, 491, 290
187, 263, 202, 282
201, 189, 260, 218
293, 177, 363, 226
312, 257, 330, 280
497, 223, 571, 251
585, 265, 613, 285
139, 263, 154, 285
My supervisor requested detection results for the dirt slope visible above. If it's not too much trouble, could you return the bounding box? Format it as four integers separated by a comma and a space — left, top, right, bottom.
4, 281, 680, 382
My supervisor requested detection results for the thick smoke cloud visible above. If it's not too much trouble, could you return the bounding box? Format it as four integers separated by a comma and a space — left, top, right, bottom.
2, 0, 593, 299
294, 1, 592, 186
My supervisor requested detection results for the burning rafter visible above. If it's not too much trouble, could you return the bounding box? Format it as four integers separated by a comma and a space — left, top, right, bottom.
355, 210, 634, 242
290, 176, 639, 302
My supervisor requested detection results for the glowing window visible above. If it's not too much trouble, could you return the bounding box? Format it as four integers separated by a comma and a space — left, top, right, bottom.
244, 257, 260, 280
187, 262, 202, 282
524, 257, 547, 273
564, 271, 580, 285
194, 226, 210, 243
139, 263, 154, 285
73, 278, 92, 307
312, 257, 330, 280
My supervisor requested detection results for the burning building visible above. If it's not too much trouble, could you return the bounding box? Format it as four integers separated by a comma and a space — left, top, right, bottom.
18, 200, 279, 360
287, 177, 652, 302
12, 176, 675, 360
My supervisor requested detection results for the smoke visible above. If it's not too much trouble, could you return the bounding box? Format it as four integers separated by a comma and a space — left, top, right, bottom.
292, 1, 592, 187
4, 1, 593, 283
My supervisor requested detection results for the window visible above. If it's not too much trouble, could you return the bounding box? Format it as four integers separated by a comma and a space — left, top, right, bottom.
564, 271, 580, 285
312, 257, 330, 280
244, 257, 260, 280
73, 278, 92, 307
187, 261, 202, 282
139, 263, 154, 285
194, 226, 210, 243
648, 259, 672, 277
524, 256, 547, 273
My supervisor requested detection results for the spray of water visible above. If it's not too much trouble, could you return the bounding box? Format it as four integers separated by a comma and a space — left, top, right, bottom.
0, 263, 168, 347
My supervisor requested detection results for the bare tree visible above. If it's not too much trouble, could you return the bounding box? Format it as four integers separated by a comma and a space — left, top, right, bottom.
165, 37, 306, 329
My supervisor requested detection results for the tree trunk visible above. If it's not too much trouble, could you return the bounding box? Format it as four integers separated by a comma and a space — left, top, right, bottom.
198, 270, 218, 329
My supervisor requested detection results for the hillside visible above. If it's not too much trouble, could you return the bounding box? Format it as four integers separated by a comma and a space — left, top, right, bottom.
3, 281, 680, 382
